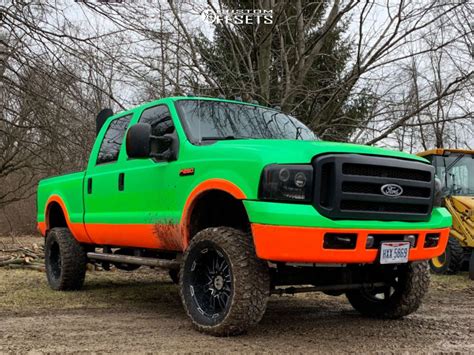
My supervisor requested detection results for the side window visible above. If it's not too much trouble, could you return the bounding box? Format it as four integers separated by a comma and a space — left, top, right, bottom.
96, 114, 132, 165
139, 105, 175, 136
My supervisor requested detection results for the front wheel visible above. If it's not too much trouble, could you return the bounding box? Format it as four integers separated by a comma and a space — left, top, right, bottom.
179, 227, 270, 336
346, 261, 430, 319
45, 227, 87, 291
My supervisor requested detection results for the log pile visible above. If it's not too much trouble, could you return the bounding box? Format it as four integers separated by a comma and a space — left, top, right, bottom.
0, 242, 45, 271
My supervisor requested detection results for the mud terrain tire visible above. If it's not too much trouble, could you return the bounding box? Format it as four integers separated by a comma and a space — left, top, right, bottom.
346, 261, 430, 319
179, 227, 270, 336
45, 227, 87, 291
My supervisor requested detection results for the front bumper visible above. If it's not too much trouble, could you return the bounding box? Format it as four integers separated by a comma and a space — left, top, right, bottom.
251, 224, 449, 263
244, 201, 452, 263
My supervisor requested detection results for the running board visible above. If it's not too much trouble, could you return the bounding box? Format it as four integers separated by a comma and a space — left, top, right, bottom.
272, 282, 387, 295
87, 252, 180, 270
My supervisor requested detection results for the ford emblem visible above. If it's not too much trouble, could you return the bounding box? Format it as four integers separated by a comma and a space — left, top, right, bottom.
381, 184, 403, 197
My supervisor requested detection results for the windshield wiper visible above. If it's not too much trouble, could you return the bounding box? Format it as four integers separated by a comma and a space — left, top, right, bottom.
443, 153, 465, 195
200, 135, 253, 141
445, 153, 465, 173
200, 135, 238, 141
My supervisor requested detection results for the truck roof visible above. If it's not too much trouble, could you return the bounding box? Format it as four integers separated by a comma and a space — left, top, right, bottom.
111, 96, 280, 118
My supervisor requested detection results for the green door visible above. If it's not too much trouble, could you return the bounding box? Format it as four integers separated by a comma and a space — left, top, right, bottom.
112, 104, 183, 250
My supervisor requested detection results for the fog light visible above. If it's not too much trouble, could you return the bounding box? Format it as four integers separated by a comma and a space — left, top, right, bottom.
323, 233, 357, 249
366, 235, 375, 249
424, 233, 440, 248
404, 234, 417, 247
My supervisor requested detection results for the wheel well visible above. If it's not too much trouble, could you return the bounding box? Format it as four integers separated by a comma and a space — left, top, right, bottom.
188, 190, 250, 239
47, 202, 67, 229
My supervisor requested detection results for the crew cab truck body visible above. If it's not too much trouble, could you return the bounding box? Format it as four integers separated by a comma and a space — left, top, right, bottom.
37, 97, 452, 336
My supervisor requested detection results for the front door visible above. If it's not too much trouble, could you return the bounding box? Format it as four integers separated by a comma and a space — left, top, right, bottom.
119, 104, 183, 250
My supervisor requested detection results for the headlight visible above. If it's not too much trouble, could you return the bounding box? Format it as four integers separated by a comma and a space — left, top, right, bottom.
433, 177, 443, 207
259, 164, 313, 202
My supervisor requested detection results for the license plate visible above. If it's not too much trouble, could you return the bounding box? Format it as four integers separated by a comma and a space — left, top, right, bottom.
380, 242, 410, 264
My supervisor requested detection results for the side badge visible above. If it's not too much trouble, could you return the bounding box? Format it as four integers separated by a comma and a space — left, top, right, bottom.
180, 168, 195, 176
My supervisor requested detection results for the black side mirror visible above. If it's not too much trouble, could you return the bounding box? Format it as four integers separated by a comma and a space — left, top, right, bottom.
126, 123, 175, 160
126, 123, 152, 158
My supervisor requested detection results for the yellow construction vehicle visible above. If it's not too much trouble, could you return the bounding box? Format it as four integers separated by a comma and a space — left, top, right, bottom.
418, 149, 474, 279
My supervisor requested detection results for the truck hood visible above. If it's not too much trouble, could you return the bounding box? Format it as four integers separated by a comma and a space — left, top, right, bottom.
208, 139, 427, 165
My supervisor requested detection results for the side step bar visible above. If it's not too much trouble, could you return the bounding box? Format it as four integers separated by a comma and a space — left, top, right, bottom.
87, 252, 180, 270
272, 282, 387, 295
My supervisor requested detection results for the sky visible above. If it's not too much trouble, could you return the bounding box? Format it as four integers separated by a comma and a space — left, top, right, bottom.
7, 0, 472, 149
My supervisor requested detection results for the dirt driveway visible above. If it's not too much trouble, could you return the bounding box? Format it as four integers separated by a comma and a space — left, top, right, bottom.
0, 236, 473, 353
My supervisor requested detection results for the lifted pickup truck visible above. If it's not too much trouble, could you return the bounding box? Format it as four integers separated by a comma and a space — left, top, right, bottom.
37, 97, 451, 336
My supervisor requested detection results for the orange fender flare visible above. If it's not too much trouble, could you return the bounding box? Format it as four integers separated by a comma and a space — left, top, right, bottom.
38, 195, 91, 243
180, 179, 247, 249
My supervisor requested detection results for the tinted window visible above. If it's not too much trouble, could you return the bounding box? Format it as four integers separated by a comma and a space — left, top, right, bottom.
139, 105, 175, 136
96, 114, 132, 165
175, 100, 316, 143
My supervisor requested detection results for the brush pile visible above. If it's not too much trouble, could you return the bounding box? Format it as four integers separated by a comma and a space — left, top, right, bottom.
0, 240, 45, 271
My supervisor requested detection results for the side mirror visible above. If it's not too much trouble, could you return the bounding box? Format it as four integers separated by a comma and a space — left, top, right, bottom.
126, 123, 176, 160
126, 123, 152, 158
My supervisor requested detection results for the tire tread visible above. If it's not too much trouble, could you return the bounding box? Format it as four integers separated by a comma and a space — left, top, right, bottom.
45, 227, 87, 291
179, 227, 270, 336
346, 261, 430, 319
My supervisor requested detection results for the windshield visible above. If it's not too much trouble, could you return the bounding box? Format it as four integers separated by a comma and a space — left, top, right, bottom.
175, 99, 317, 143
432, 154, 474, 196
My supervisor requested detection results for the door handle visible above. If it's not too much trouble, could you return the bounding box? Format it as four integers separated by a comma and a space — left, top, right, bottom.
87, 178, 92, 194
118, 173, 125, 191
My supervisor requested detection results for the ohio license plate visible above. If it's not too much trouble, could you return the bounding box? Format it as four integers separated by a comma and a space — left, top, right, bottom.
380, 242, 410, 264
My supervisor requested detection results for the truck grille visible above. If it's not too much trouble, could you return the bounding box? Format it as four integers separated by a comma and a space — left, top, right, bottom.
312, 154, 435, 221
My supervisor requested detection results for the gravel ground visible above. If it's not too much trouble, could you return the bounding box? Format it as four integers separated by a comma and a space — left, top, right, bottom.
0, 235, 473, 353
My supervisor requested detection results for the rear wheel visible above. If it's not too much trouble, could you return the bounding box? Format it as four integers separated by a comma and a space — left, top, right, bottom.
346, 261, 429, 318
429, 236, 464, 274
45, 227, 87, 291
179, 227, 270, 336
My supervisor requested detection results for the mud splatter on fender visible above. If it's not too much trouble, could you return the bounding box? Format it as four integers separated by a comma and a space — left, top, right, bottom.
153, 220, 184, 251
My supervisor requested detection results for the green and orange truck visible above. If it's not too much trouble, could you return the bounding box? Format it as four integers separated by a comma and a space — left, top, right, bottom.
37, 96, 451, 336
